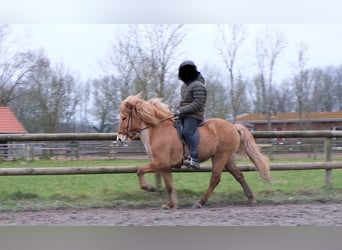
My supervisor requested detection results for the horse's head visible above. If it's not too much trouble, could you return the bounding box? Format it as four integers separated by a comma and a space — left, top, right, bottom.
117, 95, 158, 143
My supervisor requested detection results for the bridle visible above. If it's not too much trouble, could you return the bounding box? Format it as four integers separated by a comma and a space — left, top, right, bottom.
117, 107, 143, 144
118, 106, 174, 145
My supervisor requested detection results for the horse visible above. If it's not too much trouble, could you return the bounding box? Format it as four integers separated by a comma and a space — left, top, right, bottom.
117, 94, 271, 209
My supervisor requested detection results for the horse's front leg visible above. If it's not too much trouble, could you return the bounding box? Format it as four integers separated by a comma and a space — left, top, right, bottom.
137, 163, 156, 192
160, 170, 178, 209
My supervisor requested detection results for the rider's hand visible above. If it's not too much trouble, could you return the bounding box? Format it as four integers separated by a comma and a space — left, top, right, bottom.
174, 110, 180, 117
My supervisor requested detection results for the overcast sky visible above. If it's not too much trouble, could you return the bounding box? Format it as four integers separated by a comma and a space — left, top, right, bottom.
1, 0, 342, 23
2, 1, 342, 82
8, 24, 342, 82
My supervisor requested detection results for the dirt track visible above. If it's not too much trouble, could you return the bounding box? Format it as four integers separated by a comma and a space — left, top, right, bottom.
1, 202, 341, 226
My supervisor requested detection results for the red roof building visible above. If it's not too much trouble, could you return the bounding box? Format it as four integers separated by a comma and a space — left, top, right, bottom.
0, 107, 27, 133
236, 111, 342, 131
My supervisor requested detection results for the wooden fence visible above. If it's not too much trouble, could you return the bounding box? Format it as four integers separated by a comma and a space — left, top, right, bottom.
0, 162, 341, 175
0, 130, 342, 185
0, 130, 341, 142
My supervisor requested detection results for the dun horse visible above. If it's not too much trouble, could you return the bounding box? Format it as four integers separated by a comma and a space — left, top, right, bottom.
117, 95, 271, 209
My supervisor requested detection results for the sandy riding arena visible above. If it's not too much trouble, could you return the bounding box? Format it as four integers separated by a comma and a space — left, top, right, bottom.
0, 202, 341, 226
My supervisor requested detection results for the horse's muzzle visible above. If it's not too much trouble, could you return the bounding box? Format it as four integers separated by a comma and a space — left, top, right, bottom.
116, 133, 128, 145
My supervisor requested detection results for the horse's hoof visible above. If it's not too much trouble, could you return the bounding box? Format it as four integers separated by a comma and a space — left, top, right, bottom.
192, 202, 203, 209
144, 186, 156, 192
161, 204, 177, 210
248, 200, 257, 207
161, 204, 171, 209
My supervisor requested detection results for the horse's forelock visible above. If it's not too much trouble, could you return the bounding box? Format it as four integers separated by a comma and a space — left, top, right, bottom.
120, 100, 131, 115
121, 95, 143, 112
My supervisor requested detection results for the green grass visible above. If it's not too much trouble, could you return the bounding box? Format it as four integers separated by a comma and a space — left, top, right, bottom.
0, 158, 341, 211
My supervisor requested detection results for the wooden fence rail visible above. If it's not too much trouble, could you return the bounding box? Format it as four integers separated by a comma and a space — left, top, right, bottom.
0, 162, 341, 176
0, 131, 341, 185
0, 133, 117, 142
252, 130, 342, 138
0, 130, 342, 142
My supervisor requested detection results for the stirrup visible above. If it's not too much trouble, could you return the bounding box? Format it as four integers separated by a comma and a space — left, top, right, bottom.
184, 157, 200, 169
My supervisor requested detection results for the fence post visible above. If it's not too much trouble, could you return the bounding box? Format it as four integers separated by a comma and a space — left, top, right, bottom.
24, 144, 29, 161
324, 137, 332, 186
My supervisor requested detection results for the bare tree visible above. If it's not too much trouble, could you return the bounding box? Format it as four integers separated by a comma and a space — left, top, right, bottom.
334, 65, 342, 111
0, 25, 48, 106
273, 79, 296, 112
311, 66, 338, 112
0, 24, 10, 56
91, 75, 122, 132
292, 42, 310, 129
254, 27, 287, 130
27, 63, 79, 132
75, 80, 93, 132
217, 24, 248, 121
202, 65, 228, 119
107, 24, 186, 103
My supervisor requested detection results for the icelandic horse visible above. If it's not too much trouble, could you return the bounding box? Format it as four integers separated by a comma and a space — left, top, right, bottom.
117, 95, 271, 209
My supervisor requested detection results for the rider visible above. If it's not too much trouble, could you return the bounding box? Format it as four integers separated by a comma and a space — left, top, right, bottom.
174, 60, 207, 169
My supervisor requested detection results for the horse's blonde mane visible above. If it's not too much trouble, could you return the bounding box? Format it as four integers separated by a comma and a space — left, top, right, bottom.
121, 95, 172, 126
147, 98, 172, 115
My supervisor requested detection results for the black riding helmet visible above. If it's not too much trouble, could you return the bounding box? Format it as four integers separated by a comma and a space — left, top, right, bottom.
178, 60, 200, 83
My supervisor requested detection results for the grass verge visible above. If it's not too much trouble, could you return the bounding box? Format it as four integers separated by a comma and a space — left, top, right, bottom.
0, 158, 341, 211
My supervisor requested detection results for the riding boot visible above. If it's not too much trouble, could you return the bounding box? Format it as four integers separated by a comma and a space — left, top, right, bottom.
184, 156, 200, 169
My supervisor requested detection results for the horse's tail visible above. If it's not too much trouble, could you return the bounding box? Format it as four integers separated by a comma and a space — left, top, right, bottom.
235, 124, 272, 182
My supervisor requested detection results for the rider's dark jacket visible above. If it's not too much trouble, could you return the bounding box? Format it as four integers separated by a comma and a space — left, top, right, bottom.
178, 74, 207, 121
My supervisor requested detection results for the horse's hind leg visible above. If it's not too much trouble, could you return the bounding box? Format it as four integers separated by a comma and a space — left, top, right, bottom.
225, 157, 257, 206
193, 158, 224, 208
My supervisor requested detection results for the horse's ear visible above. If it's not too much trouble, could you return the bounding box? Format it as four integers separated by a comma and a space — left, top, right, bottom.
125, 102, 132, 109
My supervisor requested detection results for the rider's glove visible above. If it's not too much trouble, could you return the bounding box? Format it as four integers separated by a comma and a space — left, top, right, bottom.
174, 110, 181, 118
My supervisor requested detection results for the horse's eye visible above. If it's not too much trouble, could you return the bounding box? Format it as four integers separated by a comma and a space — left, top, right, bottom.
122, 117, 127, 121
